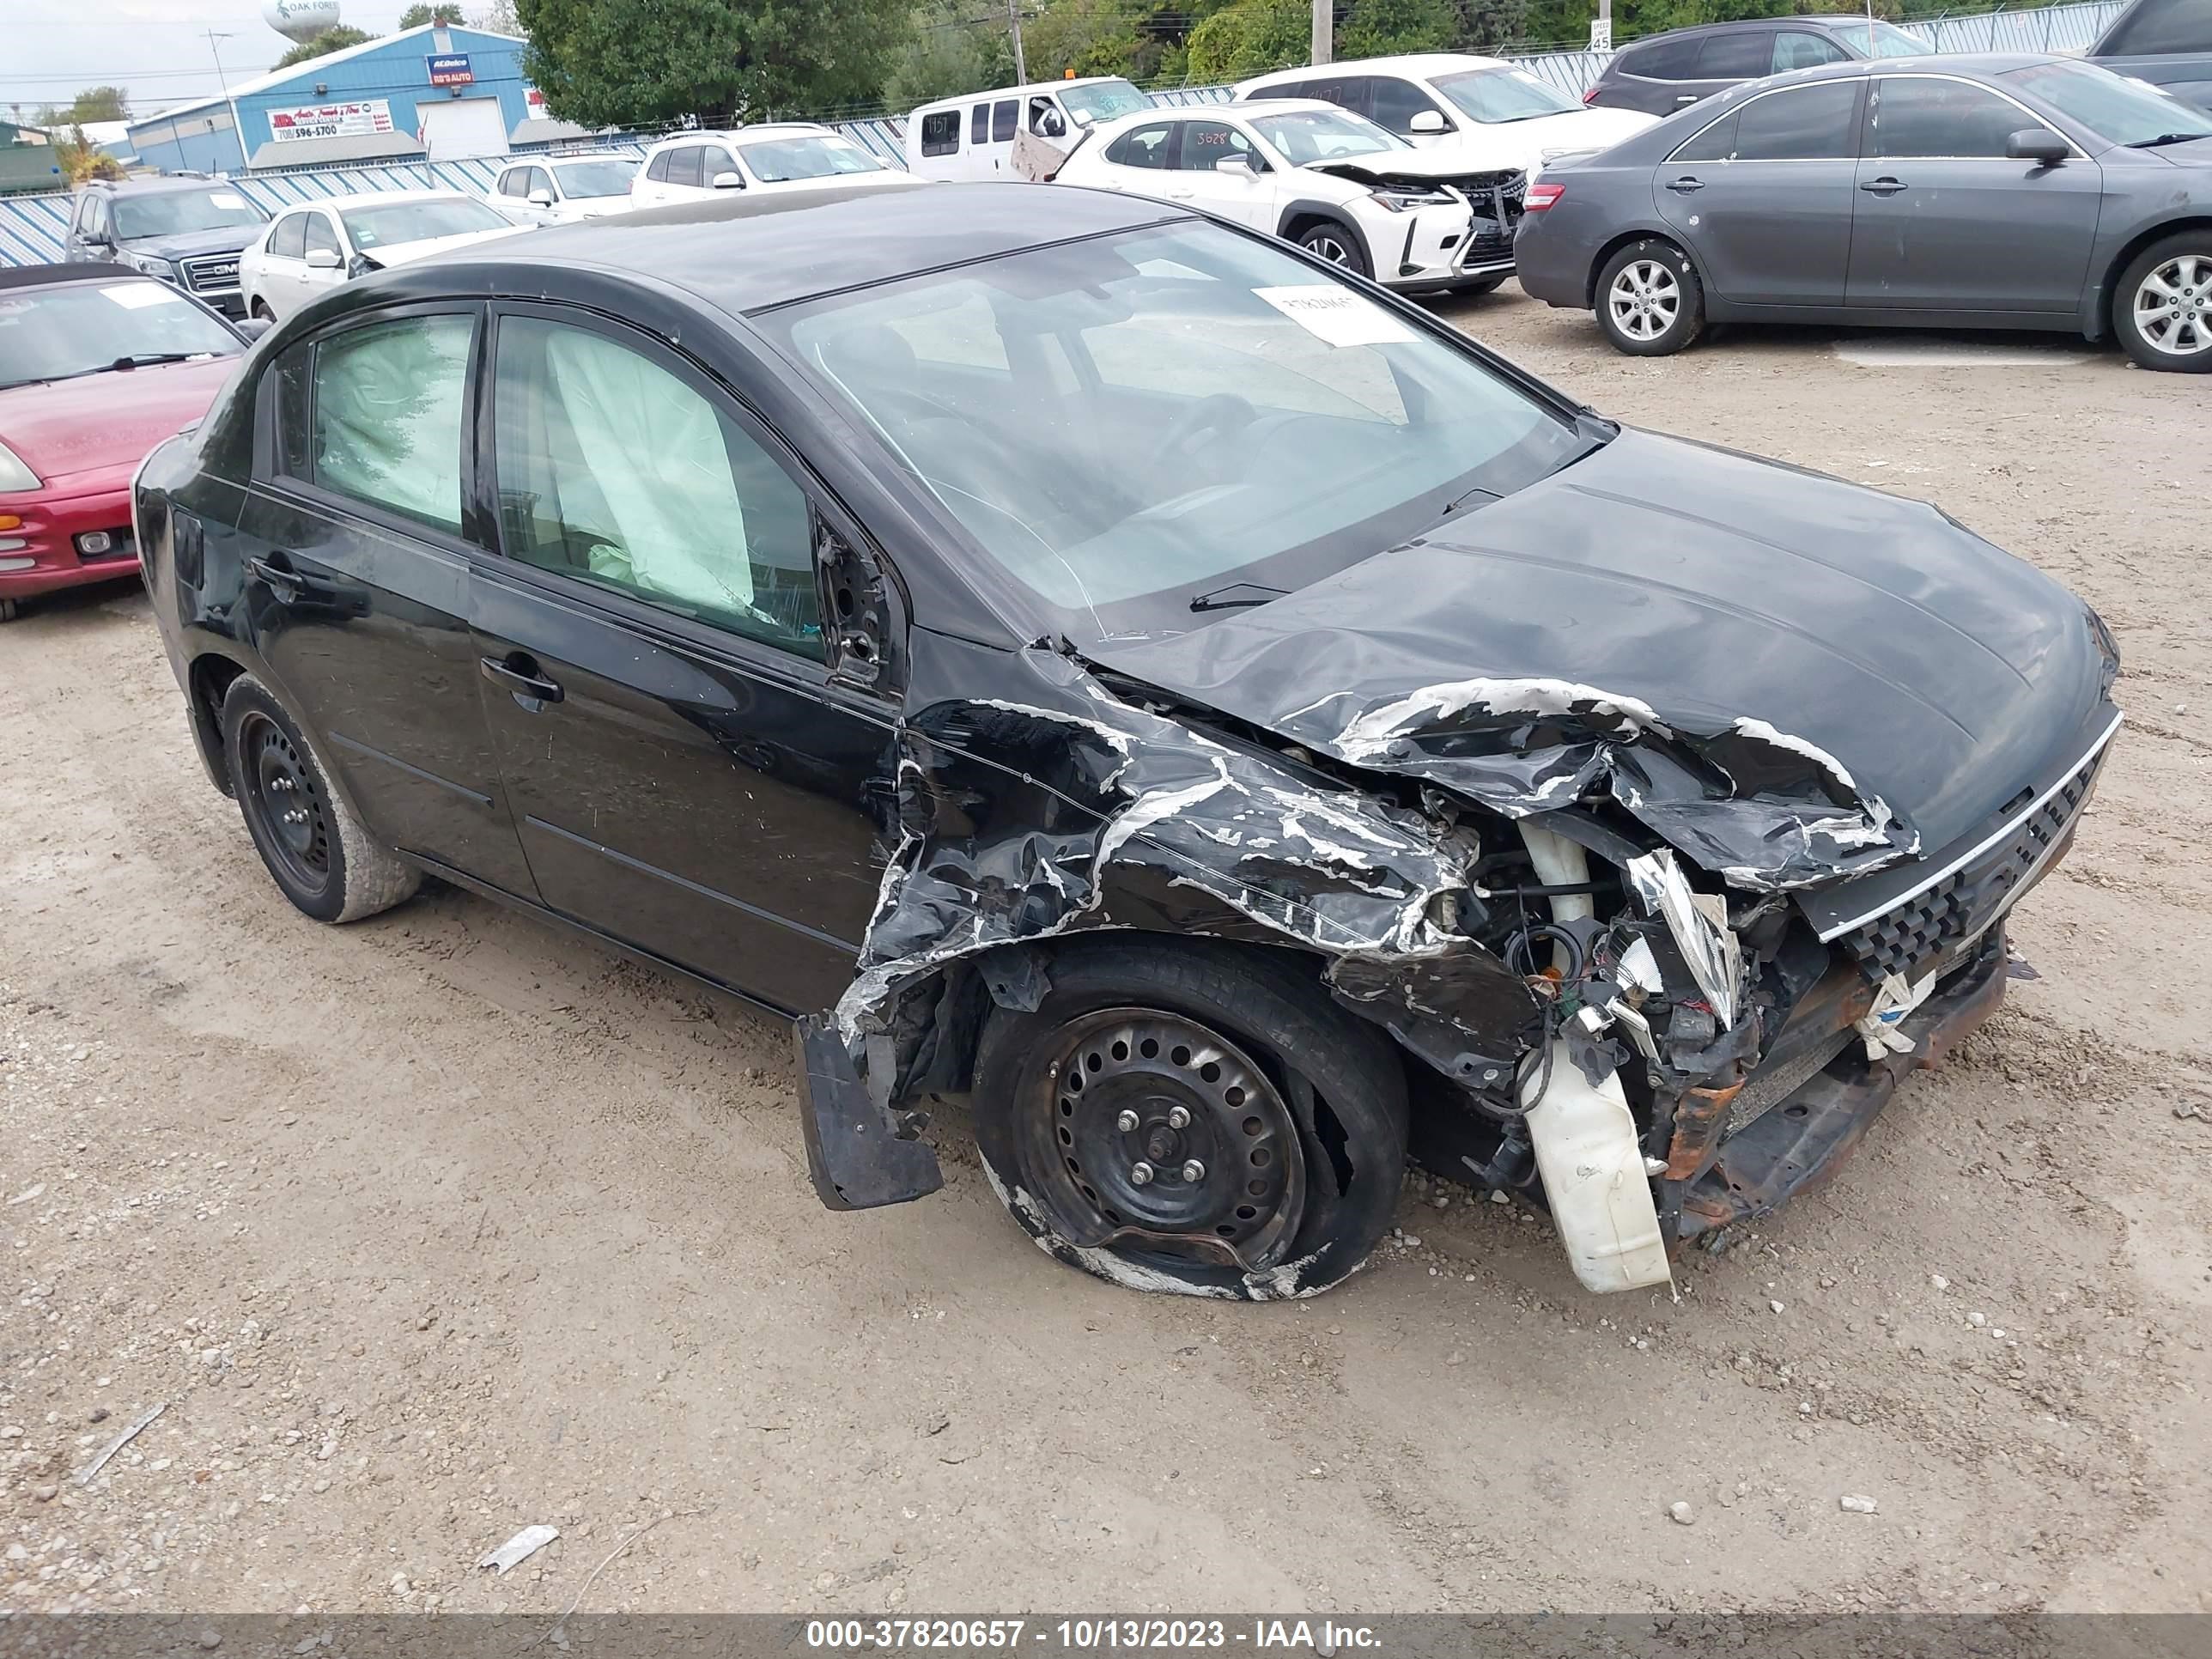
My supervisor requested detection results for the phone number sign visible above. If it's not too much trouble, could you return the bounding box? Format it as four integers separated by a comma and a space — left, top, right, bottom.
267, 99, 396, 143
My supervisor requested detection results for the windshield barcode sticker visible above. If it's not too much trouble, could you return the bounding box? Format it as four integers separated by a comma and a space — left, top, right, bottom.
1252, 284, 1416, 347
101, 284, 186, 309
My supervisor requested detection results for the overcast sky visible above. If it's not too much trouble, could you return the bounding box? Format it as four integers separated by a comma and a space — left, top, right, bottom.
3, 0, 432, 124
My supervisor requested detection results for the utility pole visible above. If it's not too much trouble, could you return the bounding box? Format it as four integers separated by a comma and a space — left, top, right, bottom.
1312, 0, 1332, 65
205, 29, 235, 94
1006, 0, 1027, 83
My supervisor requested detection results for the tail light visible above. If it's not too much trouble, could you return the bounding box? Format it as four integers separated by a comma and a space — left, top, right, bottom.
1525, 182, 1565, 211
1583, 87, 1601, 104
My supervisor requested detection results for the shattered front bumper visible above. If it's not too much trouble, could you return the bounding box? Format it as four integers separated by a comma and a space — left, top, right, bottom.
1665, 925, 2009, 1242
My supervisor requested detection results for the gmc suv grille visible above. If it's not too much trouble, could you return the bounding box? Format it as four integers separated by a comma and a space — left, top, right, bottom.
181, 254, 240, 294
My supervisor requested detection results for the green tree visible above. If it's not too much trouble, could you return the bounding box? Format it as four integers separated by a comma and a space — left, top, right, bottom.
519, 0, 910, 126
54, 123, 125, 185
1184, 0, 1309, 81
50, 86, 131, 124
271, 26, 376, 70
884, 0, 1014, 112
1338, 0, 1458, 57
399, 3, 469, 24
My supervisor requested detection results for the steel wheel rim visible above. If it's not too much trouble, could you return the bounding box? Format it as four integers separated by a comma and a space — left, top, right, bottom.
241, 711, 331, 893
2134, 254, 2212, 357
1305, 234, 1354, 267
1019, 1007, 1307, 1271
1608, 259, 1680, 340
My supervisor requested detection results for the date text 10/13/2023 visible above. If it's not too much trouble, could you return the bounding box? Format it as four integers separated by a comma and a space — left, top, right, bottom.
805, 1620, 1383, 1652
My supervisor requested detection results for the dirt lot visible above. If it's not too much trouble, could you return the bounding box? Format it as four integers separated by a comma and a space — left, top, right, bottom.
3, 290, 2209, 1620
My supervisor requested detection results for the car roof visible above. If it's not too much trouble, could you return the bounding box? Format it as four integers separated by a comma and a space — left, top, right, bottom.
0, 260, 136, 293
426, 180, 1190, 315
282, 189, 479, 210
1225, 97, 1365, 114
646, 123, 832, 146
910, 76, 1132, 114
84, 175, 235, 197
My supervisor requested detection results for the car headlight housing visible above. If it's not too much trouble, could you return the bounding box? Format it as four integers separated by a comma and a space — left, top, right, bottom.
124, 251, 177, 280
1369, 185, 1457, 212
0, 440, 42, 493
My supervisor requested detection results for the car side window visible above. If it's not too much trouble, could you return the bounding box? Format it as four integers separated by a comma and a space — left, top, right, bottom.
302, 212, 341, 258
1730, 81, 1859, 158
270, 212, 308, 260
1697, 31, 1777, 79
1622, 37, 1701, 80
992, 99, 1018, 143
2102, 0, 2212, 54
970, 103, 990, 144
1869, 76, 2029, 157
1174, 119, 1260, 169
1028, 96, 1067, 137
497, 169, 524, 197
646, 149, 672, 182
307, 313, 474, 534
491, 316, 823, 660
1773, 30, 1848, 71
921, 109, 961, 155
1365, 76, 1445, 135
667, 146, 704, 187
1105, 121, 1176, 168
1671, 108, 1739, 162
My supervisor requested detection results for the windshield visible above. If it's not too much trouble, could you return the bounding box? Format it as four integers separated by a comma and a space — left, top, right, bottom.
1249, 107, 1402, 162
0, 278, 239, 390
2002, 58, 2212, 144
1431, 66, 1581, 123
1826, 20, 1935, 56
1060, 79, 1151, 122
340, 197, 510, 249
766, 222, 1589, 638
550, 158, 639, 198
738, 134, 886, 181
112, 187, 266, 241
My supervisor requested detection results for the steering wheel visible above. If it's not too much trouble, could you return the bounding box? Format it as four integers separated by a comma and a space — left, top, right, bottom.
1148, 392, 1259, 473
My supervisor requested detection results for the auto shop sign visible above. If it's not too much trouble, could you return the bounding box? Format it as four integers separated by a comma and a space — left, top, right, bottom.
426, 53, 474, 87
267, 98, 396, 143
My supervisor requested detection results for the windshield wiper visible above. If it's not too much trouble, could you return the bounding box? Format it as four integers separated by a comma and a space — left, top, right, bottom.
2126, 131, 2209, 148
1188, 580, 1288, 613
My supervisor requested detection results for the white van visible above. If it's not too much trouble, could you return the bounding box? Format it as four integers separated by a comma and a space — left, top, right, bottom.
903, 76, 1152, 180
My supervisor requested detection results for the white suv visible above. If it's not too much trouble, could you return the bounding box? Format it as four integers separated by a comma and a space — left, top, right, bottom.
630, 125, 907, 209
1055, 100, 1507, 294
1236, 53, 1656, 175
489, 154, 641, 225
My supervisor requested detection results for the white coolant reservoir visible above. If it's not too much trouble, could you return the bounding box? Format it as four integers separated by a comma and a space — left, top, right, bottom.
1519, 1041, 1674, 1295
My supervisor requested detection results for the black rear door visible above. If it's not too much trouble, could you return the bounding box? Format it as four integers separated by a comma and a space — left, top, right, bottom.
467, 303, 897, 1015
238, 304, 538, 896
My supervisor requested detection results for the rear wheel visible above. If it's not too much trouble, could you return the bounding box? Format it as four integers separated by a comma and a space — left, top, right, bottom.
220, 675, 420, 924
2114, 234, 2212, 373
1294, 219, 1370, 280
970, 939, 1407, 1300
0, 599, 17, 623
251, 299, 275, 322
1595, 237, 1705, 356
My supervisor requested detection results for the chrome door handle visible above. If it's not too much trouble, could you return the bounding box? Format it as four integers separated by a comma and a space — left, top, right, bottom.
1665, 175, 1705, 194
1860, 176, 1907, 195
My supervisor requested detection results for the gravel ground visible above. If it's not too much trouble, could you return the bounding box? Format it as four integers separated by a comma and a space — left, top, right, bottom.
2, 288, 2208, 1619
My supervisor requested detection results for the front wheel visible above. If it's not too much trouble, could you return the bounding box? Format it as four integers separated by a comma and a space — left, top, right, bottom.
1595, 238, 1705, 356
970, 939, 1408, 1300
2114, 234, 2212, 373
1295, 219, 1370, 280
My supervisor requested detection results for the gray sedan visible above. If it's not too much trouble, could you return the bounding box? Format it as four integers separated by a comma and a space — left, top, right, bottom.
1513, 54, 2212, 371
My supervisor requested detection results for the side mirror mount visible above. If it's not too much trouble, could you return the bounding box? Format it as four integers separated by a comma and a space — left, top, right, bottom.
304, 247, 341, 270
711, 170, 744, 189
1408, 108, 1449, 135
2005, 128, 2069, 164
526, 187, 555, 207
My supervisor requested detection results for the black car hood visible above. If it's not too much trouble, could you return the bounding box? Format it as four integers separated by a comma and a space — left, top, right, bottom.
123, 224, 261, 258
1086, 428, 2111, 892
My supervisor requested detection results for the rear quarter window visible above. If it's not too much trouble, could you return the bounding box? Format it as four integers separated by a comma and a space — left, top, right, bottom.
2100, 0, 2212, 53
1621, 36, 1702, 80
921, 109, 961, 155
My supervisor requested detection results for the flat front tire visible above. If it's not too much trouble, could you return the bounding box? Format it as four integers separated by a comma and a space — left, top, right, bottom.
970, 939, 1408, 1301
1595, 238, 1704, 356
2114, 233, 2212, 373
220, 675, 420, 924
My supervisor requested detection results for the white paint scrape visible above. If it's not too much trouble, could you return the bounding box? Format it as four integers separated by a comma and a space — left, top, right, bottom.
1336, 678, 1660, 759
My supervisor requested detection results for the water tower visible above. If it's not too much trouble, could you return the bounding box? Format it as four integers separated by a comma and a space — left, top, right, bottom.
263, 0, 343, 45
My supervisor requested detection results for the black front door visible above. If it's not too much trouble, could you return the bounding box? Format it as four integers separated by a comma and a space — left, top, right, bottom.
466, 305, 896, 1014
240, 306, 538, 896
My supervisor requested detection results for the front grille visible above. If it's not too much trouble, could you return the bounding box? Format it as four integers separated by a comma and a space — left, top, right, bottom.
1438, 170, 1526, 260
181, 254, 240, 293
1840, 744, 2107, 983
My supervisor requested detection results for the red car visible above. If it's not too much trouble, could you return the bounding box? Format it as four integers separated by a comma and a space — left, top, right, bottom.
0, 262, 252, 622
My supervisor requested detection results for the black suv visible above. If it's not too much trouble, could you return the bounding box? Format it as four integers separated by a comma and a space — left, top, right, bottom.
63, 178, 270, 319
1584, 15, 1936, 114
2089, 0, 2212, 111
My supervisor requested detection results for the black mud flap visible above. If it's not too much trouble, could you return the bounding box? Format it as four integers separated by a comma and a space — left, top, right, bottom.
793, 1018, 945, 1211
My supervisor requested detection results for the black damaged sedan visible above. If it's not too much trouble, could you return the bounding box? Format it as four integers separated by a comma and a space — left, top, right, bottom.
134, 183, 2120, 1300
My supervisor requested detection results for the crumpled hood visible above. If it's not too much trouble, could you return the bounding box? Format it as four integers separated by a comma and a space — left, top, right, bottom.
0, 356, 238, 489
1086, 427, 2110, 891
